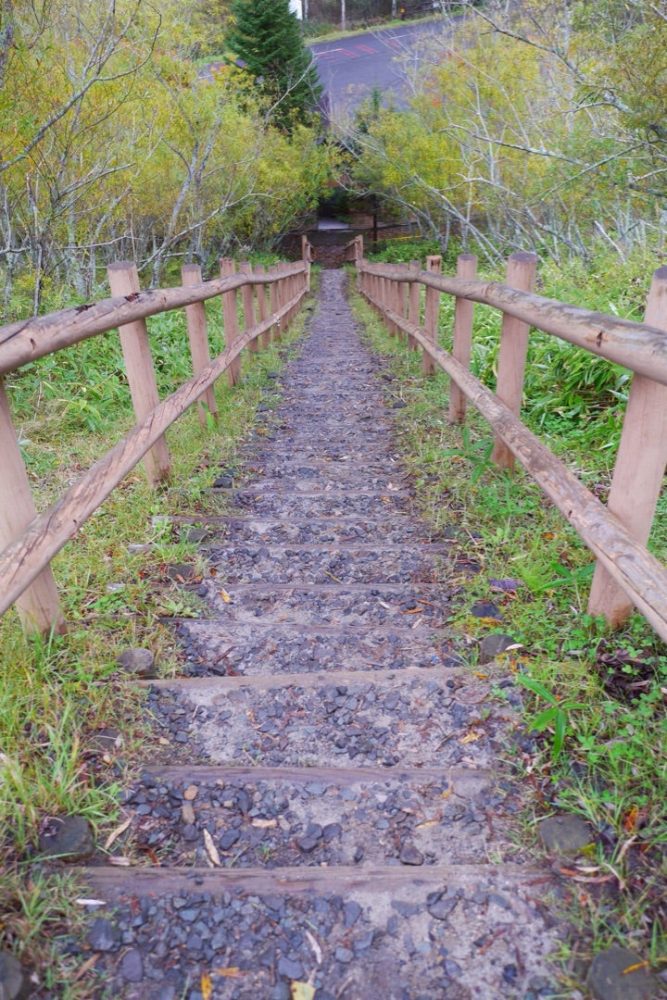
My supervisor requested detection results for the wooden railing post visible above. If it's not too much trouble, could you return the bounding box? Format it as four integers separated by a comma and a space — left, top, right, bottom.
220, 258, 241, 386
423, 255, 442, 375
0, 379, 66, 634
239, 262, 257, 354
407, 260, 420, 351
181, 264, 218, 427
107, 262, 171, 484
302, 237, 312, 292
588, 265, 667, 626
255, 265, 271, 349
449, 254, 478, 424
491, 252, 538, 470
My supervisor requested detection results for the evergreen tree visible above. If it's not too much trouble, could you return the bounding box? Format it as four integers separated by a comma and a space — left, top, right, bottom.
227, 0, 322, 129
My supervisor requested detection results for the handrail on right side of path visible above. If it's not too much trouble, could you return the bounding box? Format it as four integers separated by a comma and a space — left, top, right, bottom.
0, 243, 314, 635
353, 234, 667, 641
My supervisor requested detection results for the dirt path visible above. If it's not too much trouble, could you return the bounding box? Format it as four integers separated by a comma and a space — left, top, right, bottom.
80, 271, 561, 998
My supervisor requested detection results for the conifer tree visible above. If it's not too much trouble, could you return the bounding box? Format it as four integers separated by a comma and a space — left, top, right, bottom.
226, 0, 322, 129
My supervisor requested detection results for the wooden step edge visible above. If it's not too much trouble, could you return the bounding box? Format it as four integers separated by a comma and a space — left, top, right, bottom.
205, 543, 452, 554
211, 490, 414, 500
80, 862, 550, 898
139, 664, 474, 691
174, 620, 453, 637
168, 514, 434, 527
199, 582, 450, 594
137, 763, 494, 787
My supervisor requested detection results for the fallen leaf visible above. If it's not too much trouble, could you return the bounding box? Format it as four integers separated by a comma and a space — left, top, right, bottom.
291, 984, 315, 1000
305, 929, 322, 964
219, 589, 232, 604
623, 805, 639, 833
201, 972, 213, 1000
184, 785, 199, 801
459, 731, 482, 744
108, 856, 131, 866
623, 961, 649, 975
215, 967, 242, 978
203, 828, 221, 867
252, 818, 277, 829
416, 818, 440, 830
75, 899, 107, 908
103, 816, 132, 851
73, 954, 98, 982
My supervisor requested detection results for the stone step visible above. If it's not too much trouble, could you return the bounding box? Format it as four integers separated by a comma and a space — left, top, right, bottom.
194, 581, 450, 626
205, 543, 451, 585
77, 862, 557, 1000
146, 669, 517, 769
177, 514, 447, 546
225, 493, 416, 519
117, 763, 517, 870
174, 620, 461, 676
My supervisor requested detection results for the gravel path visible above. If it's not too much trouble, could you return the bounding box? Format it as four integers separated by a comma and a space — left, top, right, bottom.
76, 271, 562, 999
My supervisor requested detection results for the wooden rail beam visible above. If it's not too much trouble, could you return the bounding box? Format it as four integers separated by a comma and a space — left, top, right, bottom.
0, 264, 305, 377
356, 263, 667, 386
181, 264, 218, 427
0, 285, 307, 622
491, 252, 538, 470
107, 262, 171, 485
588, 266, 667, 625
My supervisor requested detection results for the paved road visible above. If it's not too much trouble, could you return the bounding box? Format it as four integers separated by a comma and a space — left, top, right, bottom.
310, 18, 449, 118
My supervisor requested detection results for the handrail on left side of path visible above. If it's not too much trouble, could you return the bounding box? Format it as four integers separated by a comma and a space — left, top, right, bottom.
0, 242, 314, 635
353, 236, 667, 642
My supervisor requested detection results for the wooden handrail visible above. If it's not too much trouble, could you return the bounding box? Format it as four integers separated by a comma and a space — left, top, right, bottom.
357, 243, 667, 638
360, 261, 667, 385
0, 243, 312, 632
361, 287, 667, 642
0, 262, 306, 376
0, 284, 306, 622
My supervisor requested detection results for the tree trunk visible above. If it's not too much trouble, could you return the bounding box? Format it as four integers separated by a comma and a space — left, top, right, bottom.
341, 0, 346, 30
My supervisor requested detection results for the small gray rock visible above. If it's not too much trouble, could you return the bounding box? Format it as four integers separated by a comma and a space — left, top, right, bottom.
399, 843, 424, 866
587, 946, 657, 1000
426, 890, 460, 922
120, 948, 143, 983
39, 815, 94, 861
478, 633, 515, 664
116, 648, 156, 678
87, 918, 120, 953
0, 951, 31, 1000
538, 814, 593, 855
166, 564, 196, 582
277, 956, 303, 979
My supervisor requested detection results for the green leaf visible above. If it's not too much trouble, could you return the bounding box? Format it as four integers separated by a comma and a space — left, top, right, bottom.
552, 710, 566, 759
516, 675, 558, 704
531, 706, 560, 730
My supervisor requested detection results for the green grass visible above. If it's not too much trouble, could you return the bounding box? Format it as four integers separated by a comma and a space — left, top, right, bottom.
350, 274, 666, 984
0, 282, 311, 995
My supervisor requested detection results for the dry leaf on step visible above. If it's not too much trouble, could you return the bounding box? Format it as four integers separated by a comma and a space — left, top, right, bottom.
201, 972, 213, 1000
251, 818, 277, 829
219, 588, 232, 604
203, 828, 221, 867
103, 816, 131, 851
291, 984, 315, 1000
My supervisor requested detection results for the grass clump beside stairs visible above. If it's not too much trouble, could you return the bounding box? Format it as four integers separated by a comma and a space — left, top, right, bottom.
0, 287, 312, 997
349, 254, 666, 989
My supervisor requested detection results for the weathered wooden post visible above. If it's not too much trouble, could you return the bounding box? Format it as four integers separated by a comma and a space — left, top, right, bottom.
107, 262, 172, 484
407, 259, 421, 351
449, 254, 478, 424
490, 252, 538, 470
181, 264, 219, 426
423, 255, 442, 375
302, 236, 311, 292
220, 258, 241, 386
239, 262, 257, 353
0, 380, 66, 634
588, 265, 667, 626
255, 265, 271, 349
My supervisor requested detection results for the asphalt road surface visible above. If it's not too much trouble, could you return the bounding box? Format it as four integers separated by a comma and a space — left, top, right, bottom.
310, 18, 449, 118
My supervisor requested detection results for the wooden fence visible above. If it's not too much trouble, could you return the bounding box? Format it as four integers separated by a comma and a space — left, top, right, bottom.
0, 241, 312, 634
348, 235, 667, 642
